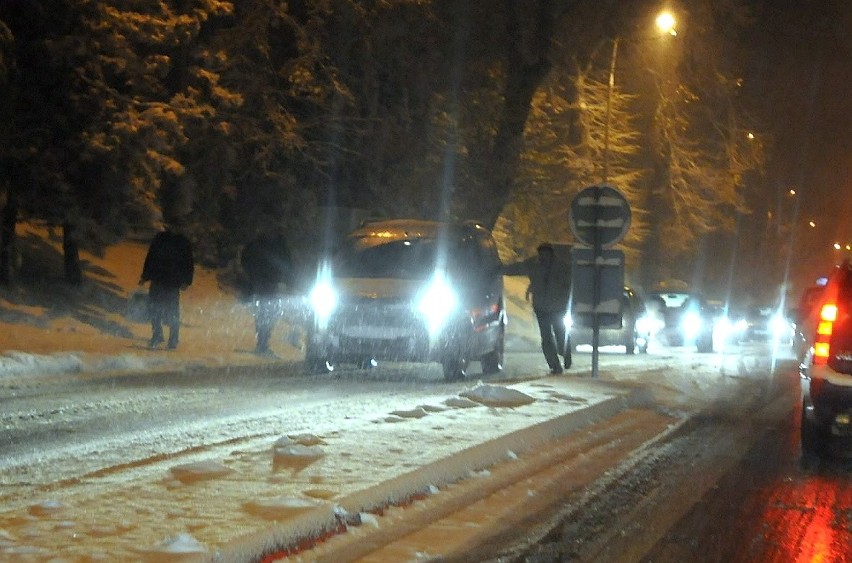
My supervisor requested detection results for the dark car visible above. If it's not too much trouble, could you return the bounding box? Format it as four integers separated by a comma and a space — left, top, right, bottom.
798, 260, 852, 455
304, 219, 506, 381
644, 290, 715, 353
739, 305, 795, 344
567, 286, 650, 354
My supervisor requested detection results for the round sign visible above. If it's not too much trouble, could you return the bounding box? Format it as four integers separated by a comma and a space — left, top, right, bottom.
568, 184, 631, 248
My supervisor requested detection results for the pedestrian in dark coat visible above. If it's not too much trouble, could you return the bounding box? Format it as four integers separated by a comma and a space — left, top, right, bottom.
525, 243, 572, 373
139, 226, 194, 349
240, 229, 294, 355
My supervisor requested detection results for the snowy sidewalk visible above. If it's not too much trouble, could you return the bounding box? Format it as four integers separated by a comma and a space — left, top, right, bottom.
0, 376, 643, 562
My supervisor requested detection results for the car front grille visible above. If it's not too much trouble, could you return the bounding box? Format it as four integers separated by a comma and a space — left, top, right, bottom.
331, 298, 420, 329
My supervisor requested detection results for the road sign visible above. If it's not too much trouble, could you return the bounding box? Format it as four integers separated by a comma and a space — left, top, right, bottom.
568, 185, 631, 379
568, 184, 631, 248
570, 248, 625, 329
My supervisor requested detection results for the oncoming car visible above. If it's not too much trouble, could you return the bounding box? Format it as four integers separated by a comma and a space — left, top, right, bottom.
304, 219, 506, 381
644, 290, 715, 353
798, 260, 852, 454
739, 305, 795, 345
566, 286, 650, 354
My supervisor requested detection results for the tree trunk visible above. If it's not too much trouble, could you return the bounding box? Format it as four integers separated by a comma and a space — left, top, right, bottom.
62, 222, 83, 285
0, 196, 17, 286
478, 0, 557, 229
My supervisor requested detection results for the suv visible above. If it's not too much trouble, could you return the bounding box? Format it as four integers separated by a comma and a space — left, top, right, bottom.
304, 219, 506, 380
644, 290, 715, 353
567, 286, 650, 354
798, 260, 852, 454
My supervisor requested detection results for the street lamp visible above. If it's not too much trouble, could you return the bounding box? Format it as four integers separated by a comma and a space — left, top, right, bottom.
603, 11, 677, 183
656, 11, 678, 36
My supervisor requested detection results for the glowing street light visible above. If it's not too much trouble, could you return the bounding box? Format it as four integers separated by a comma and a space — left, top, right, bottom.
603, 10, 677, 183
656, 11, 678, 36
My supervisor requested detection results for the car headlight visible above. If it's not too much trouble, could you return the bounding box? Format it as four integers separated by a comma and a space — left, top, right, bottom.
417, 271, 457, 335
636, 314, 663, 335
681, 311, 703, 340
770, 313, 790, 339
712, 316, 744, 342
309, 264, 338, 329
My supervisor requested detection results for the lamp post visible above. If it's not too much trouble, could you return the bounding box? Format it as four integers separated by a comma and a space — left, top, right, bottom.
602, 11, 677, 184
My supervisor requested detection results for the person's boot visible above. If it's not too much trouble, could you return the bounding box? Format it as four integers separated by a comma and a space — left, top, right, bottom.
167, 326, 179, 349
149, 327, 164, 348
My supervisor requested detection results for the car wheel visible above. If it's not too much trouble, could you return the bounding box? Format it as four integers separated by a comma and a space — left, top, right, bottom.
624, 321, 636, 355
800, 400, 825, 461
357, 357, 376, 370
480, 328, 505, 375
304, 356, 334, 374
442, 357, 469, 381
304, 344, 334, 375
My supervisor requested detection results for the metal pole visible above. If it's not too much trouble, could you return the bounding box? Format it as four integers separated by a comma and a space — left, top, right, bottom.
593, 38, 618, 379
591, 186, 601, 379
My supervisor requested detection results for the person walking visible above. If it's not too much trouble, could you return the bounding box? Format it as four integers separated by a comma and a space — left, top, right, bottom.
240, 227, 294, 355
525, 243, 572, 374
139, 224, 194, 349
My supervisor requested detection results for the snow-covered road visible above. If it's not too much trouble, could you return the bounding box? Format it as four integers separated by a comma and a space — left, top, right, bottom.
0, 345, 784, 561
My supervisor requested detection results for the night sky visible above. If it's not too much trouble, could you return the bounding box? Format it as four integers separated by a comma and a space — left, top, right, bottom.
748, 0, 851, 263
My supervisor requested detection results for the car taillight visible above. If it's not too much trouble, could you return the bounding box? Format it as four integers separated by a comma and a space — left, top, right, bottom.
813, 303, 837, 365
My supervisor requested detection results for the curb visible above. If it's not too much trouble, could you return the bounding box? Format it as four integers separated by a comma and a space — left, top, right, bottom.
217, 386, 647, 562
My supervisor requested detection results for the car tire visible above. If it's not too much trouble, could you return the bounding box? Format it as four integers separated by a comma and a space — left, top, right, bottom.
480, 329, 505, 375
800, 400, 825, 460
442, 357, 469, 381
304, 356, 334, 374
357, 357, 376, 370
304, 343, 334, 375
625, 324, 636, 355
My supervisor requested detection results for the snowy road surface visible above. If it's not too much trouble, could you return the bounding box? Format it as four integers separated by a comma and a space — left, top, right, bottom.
2, 343, 842, 561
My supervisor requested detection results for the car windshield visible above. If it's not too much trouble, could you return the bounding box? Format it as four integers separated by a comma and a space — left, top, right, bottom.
649, 292, 692, 309
333, 237, 466, 280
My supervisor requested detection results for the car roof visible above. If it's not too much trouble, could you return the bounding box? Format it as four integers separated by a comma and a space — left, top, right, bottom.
348, 219, 491, 242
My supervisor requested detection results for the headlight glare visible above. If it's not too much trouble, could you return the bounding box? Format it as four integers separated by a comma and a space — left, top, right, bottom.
309, 263, 338, 328
636, 314, 663, 335
418, 272, 457, 335
770, 313, 790, 340
681, 311, 702, 340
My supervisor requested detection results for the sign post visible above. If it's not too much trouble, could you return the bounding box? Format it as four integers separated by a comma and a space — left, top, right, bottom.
568, 185, 631, 378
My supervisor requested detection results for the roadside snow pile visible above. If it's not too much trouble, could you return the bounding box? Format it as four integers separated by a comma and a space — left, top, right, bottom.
0, 351, 85, 376
0, 350, 171, 381
168, 461, 235, 484
272, 434, 327, 472
137, 533, 207, 561
460, 381, 536, 407
242, 497, 325, 520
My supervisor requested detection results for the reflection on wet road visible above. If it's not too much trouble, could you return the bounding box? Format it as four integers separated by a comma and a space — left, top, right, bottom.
642, 372, 852, 563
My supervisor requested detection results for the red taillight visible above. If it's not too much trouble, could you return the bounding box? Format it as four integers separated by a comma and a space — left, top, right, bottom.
813, 303, 837, 365
821, 304, 838, 322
